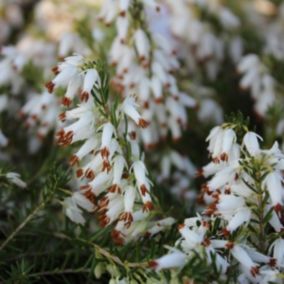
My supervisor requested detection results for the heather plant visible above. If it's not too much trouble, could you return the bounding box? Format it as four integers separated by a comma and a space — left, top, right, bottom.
1, 1, 284, 283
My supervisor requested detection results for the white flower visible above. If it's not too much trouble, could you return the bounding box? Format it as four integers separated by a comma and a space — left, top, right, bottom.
0, 130, 8, 147
218, 8, 240, 29
64, 197, 85, 225
270, 238, 284, 267
72, 192, 95, 212
116, 16, 129, 41
149, 250, 186, 271
243, 132, 262, 156
6, 172, 27, 188
231, 245, 259, 277
134, 29, 150, 62
80, 68, 100, 101
100, 122, 115, 158
121, 97, 149, 128
263, 172, 283, 210
226, 207, 251, 232
119, 0, 130, 15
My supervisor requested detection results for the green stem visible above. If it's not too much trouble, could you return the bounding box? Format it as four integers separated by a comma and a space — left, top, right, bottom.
28, 268, 90, 278
255, 179, 265, 253
53, 233, 148, 269
0, 200, 45, 252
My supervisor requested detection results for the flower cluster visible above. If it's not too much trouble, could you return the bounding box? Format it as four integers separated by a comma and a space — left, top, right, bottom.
1, 1, 284, 283
151, 122, 284, 283
100, 0, 196, 147
237, 54, 276, 116
165, 0, 242, 80
0, 1, 24, 45
48, 54, 172, 244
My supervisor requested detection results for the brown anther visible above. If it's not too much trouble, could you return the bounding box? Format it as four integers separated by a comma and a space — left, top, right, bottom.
108, 184, 121, 194
225, 241, 234, 250
119, 10, 126, 17
196, 168, 204, 178
80, 91, 89, 102
202, 238, 211, 247
76, 168, 83, 178
250, 266, 260, 277
274, 203, 282, 214
98, 196, 109, 208
178, 223, 185, 230
212, 157, 220, 164
122, 172, 129, 179
148, 260, 158, 269
268, 258, 277, 267
61, 97, 71, 107
119, 212, 133, 228
129, 82, 136, 89
201, 221, 210, 228
145, 143, 157, 150
204, 203, 217, 216
140, 184, 149, 196
129, 131, 137, 140
59, 112, 66, 121
57, 130, 73, 146
85, 169, 95, 180
138, 118, 150, 128
143, 101, 149, 109
45, 81, 55, 93
52, 66, 59, 75
83, 189, 96, 204
220, 153, 228, 162
69, 155, 79, 166
201, 184, 212, 195
143, 201, 154, 212
99, 215, 110, 227
100, 147, 109, 158
154, 97, 163, 104
102, 160, 111, 172
111, 229, 124, 246
224, 188, 231, 195
222, 228, 230, 236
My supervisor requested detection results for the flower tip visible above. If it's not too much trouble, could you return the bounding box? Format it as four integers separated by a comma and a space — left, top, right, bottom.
45, 81, 55, 93
59, 112, 66, 121
154, 97, 163, 104
119, 10, 126, 17
61, 97, 71, 107
143, 201, 154, 212
148, 260, 158, 269
111, 229, 124, 246
250, 266, 260, 277
222, 228, 230, 236
274, 203, 282, 214
196, 168, 204, 178
80, 91, 90, 102
100, 147, 110, 158
138, 118, 150, 128
69, 155, 79, 166
76, 168, 83, 178
108, 184, 121, 194
178, 223, 185, 230
269, 258, 277, 267
51, 66, 59, 75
